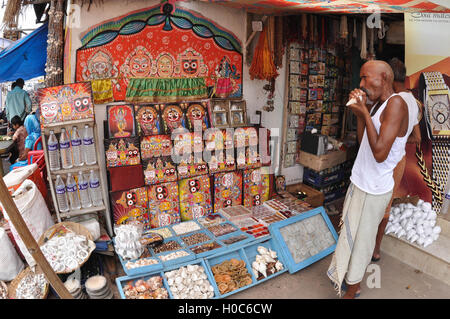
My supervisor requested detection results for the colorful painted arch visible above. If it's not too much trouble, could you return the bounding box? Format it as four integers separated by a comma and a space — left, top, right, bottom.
198, 0, 450, 14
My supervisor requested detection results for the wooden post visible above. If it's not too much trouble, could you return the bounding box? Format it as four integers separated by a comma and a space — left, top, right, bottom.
0, 177, 73, 299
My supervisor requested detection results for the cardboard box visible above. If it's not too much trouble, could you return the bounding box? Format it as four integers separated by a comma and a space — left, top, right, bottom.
286, 183, 324, 208
297, 150, 347, 171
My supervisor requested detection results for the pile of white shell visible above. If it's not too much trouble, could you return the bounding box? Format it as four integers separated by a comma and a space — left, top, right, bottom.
114, 224, 144, 260
252, 246, 283, 278
385, 200, 441, 248
165, 264, 214, 299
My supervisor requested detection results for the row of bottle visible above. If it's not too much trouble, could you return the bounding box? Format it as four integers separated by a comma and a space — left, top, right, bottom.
55, 170, 103, 212
48, 125, 97, 171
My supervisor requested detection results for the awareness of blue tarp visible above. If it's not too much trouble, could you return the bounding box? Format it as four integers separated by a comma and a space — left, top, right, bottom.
0, 23, 48, 82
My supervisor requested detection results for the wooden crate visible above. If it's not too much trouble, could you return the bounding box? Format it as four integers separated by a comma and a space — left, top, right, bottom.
286, 183, 324, 208
297, 150, 347, 171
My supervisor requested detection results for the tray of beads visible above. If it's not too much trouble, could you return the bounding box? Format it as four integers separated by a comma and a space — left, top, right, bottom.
116, 272, 170, 299
145, 226, 175, 240
219, 205, 252, 221
207, 222, 239, 238
188, 240, 227, 258
156, 249, 196, 268
180, 230, 215, 247
170, 220, 203, 236
251, 204, 279, 218
197, 213, 227, 227
217, 231, 254, 250
257, 212, 286, 225
263, 199, 289, 212
151, 237, 184, 255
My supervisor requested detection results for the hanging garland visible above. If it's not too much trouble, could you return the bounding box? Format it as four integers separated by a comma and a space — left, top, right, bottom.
249, 24, 278, 81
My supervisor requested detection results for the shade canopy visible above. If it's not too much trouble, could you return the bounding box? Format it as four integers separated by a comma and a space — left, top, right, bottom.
0, 23, 48, 83
200, 0, 450, 14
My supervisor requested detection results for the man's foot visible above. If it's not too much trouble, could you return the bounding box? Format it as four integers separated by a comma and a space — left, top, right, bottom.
341, 282, 360, 299
371, 253, 380, 262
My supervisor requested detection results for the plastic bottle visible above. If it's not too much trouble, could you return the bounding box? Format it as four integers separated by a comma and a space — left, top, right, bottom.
83, 125, 97, 165
55, 175, 69, 212
59, 128, 73, 169
78, 171, 92, 209
89, 170, 103, 207
71, 126, 83, 166
66, 173, 81, 210
48, 130, 61, 171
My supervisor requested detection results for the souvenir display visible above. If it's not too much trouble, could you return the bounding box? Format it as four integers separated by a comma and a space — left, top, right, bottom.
207, 223, 238, 237
171, 221, 202, 236
197, 214, 227, 227
221, 234, 250, 245
180, 232, 213, 246
110, 187, 150, 229
176, 155, 209, 180
178, 175, 212, 220
114, 224, 145, 260
219, 205, 252, 221
184, 101, 211, 131
147, 182, 181, 228
242, 168, 270, 208
40, 232, 94, 273
208, 150, 236, 174
251, 246, 284, 280
229, 100, 247, 127
107, 104, 136, 138
173, 132, 204, 156
142, 157, 178, 185
274, 176, 287, 194
140, 135, 172, 160
190, 241, 223, 255
135, 105, 163, 136
146, 227, 174, 239
122, 276, 169, 299
37, 82, 94, 125
209, 100, 230, 128
104, 137, 141, 167
160, 103, 188, 134
15, 272, 48, 299
213, 171, 243, 212
159, 250, 191, 262
76, 4, 243, 101
211, 259, 252, 295
153, 240, 183, 254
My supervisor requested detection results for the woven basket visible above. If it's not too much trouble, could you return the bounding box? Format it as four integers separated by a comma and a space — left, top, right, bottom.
37, 222, 96, 274
0, 280, 8, 299
8, 266, 49, 299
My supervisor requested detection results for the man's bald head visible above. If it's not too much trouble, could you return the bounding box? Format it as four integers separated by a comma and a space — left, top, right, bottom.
359, 60, 395, 103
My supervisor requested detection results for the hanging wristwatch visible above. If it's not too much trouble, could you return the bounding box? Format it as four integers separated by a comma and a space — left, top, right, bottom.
420, 71, 450, 213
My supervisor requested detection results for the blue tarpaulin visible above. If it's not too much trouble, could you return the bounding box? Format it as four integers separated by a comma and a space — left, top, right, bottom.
0, 23, 48, 82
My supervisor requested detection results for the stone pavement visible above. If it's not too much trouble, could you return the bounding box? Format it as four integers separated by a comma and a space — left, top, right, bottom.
227, 253, 450, 299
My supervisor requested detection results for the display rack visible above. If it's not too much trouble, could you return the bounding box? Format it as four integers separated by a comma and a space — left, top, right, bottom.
41, 118, 113, 236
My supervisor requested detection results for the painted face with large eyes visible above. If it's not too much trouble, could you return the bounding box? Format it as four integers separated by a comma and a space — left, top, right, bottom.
155, 185, 168, 200
41, 102, 58, 121
74, 97, 91, 113
188, 105, 204, 120
141, 110, 154, 124
126, 191, 137, 207
167, 108, 180, 122
182, 58, 199, 75
130, 55, 151, 77
189, 179, 200, 193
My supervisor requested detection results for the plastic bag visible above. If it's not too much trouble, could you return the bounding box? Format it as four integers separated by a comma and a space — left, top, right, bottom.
1, 179, 54, 267
0, 227, 24, 281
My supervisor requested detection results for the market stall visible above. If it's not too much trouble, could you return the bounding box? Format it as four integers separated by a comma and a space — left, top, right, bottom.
0, 0, 449, 300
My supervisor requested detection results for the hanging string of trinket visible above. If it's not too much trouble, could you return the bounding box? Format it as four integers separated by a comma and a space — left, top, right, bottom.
249, 23, 278, 81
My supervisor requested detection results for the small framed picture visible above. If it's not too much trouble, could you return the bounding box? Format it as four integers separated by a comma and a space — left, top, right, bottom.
275, 175, 287, 194
290, 61, 300, 74
229, 100, 247, 127
290, 48, 300, 61
107, 104, 136, 138
210, 99, 230, 128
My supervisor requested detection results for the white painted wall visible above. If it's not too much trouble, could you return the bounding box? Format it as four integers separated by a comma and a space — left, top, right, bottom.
68, 0, 303, 183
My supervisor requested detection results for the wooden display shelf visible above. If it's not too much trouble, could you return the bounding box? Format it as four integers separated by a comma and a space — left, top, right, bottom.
42, 118, 95, 130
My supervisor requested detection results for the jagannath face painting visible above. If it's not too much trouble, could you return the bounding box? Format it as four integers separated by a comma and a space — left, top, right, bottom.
176, 48, 208, 78
137, 106, 160, 135
40, 101, 59, 122
162, 104, 184, 131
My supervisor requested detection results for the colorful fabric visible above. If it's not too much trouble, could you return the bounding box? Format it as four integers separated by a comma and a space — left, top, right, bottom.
148, 182, 181, 228
91, 79, 114, 104
75, 4, 243, 101
23, 114, 41, 151
125, 77, 208, 103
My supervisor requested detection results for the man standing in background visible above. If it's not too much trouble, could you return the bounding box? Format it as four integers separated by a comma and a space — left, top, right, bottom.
5, 78, 32, 124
